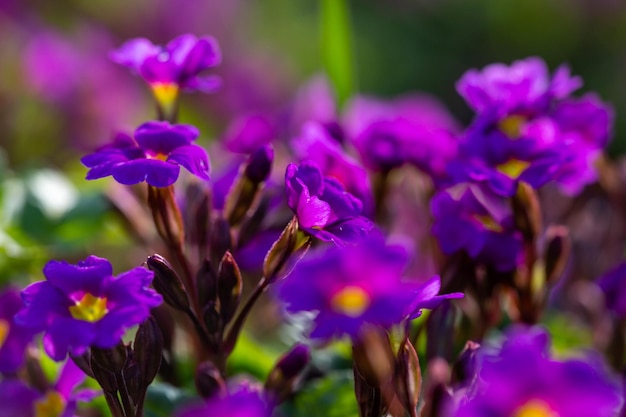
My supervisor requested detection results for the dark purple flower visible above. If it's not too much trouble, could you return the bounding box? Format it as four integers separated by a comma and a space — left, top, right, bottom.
455, 326, 622, 417
344, 94, 459, 179
81, 121, 210, 188
15, 256, 162, 361
222, 112, 278, 154
111, 34, 221, 100
277, 237, 463, 339
285, 161, 374, 246
597, 262, 626, 317
177, 386, 269, 417
0, 287, 37, 374
431, 183, 523, 272
292, 122, 374, 216
0, 359, 98, 417
455, 57, 612, 196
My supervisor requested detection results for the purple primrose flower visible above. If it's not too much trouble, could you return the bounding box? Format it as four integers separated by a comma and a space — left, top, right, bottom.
455, 57, 612, 195
111, 34, 221, 102
0, 359, 98, 417
285, 161, 374, 246
277, 237, 463, 339
431, 183, 523, 272
177, 386, 269, 417
0, 287, 37, 374
597, 262, 626, 318
455, 326, 623, 417
15, 256, 162, 361
81, 121, 210, 187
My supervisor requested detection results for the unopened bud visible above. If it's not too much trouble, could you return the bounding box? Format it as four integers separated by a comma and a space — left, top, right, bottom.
544, 226, 570, 285
394, 339, 421, 415
184, 182, 212, 250
217, 252, 243, 324
195, 361, 226, 399
210, 216, 233, 263
265, 344, 311, 404
196, 259, 218, 309
224, 146, 274, 226
263, 217, 311, 281
147, 254, 190, 312
512, 182, 542, 242
203, 301, 222, 348
134, 317, 164, 388
451, 340, 480, 386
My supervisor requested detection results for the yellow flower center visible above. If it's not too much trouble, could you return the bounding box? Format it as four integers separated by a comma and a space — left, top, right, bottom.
0, 319, 9, 349
147, 152, 169, 161
496, 159, 530, 180
34, 391, 65, 417
513, 399, 559, 417
69, 293, 108, 323
472, 214, 503, 232
331, 286, 371, 317
498, 115, 527, 139
151, 82, 179, 105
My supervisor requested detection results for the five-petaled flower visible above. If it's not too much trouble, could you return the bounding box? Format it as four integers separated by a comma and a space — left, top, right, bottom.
111, 34, 221, 107
81, 121, 210, 188
15, 256, 162, 361
277, 237, 463, 339
285, 161, 374, 246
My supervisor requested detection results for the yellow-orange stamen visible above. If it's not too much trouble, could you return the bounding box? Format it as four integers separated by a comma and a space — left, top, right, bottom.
34, 391, 65, 417
69, 293, 108, 323
498, 115, 527, 139
496, 159, 530, 180
331, 286, 370, 317
0, 319, 9, 349
472, 214, 504, 233
513, 399, 559, 417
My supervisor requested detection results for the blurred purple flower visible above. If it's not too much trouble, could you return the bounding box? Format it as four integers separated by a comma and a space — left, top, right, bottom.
455, 57, 612, 195
111, 34, 221, 98
456, 326, 622, 417
0, 359, 98, 417
285, 161, 374, 246
344, 94, 459, 179
16, 256, 162, 361
597, 262, 626, 317
277, 237, 463, 339
177, 386, 269, 417
0, 287, 36, 374
431, 183, 523, 272
222, 112, 278, 154
81, 121, 210, 187
292, 122, 374, 216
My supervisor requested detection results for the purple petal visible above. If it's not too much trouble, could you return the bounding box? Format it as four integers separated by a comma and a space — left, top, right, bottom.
44, 256, 112, 298
168, 144, 210, 181
134, 121, 199, 154
43, 317, 97, 361
297, 186, 332, 229
55, 359, 87, 398
110, 38, 159, 71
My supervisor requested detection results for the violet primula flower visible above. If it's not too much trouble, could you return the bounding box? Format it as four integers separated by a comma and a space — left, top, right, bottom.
344, 94, 459, 179
285, 161, 374, 246
455, 326, 623, 417
277, 238, 463, 339
0, 359, 98, 417
15, 256, 162, 361
597, 262, 626, 318
81, 121, 210, 188
455, 57, 613, 195
111, 34, 221, 98
0, 287, 37, 374
431, 183, 523, 272
292, 122, 374, 216
177, 386, 269, 417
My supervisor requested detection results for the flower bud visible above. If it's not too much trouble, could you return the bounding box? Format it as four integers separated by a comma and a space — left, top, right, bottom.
544, 226, 570, 285
263, 217, 311, 281
147, 254, 190, 312
184, 181, 212, 251
134, 316, 164, 388
265, 344, 311, 404
512, 181, 542, 242
195, 361, 226, 399
451, 340, 480, 386
394, 338, 421, 416
224, 146, 274, 227
210, 215, 233, 263
217, 252, 243, 324
196, 258, 218, 309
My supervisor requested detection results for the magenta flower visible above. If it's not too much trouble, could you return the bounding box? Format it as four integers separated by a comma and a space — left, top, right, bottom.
285, 161, 374, 246
344, 94, 459, 179
431, 183, 523, 272
0, 287, 37, 374
177, 386, 269, 417
0, 359, 98, 417
277, 238, 463, 339
15, 256, 162, 361
455, 57, 612, 195
81, 121, 210, 188
455, 326, 622, 417
111, 34, 221, 98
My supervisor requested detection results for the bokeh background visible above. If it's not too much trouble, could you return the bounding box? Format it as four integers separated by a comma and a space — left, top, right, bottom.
1, 0, 625, 282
